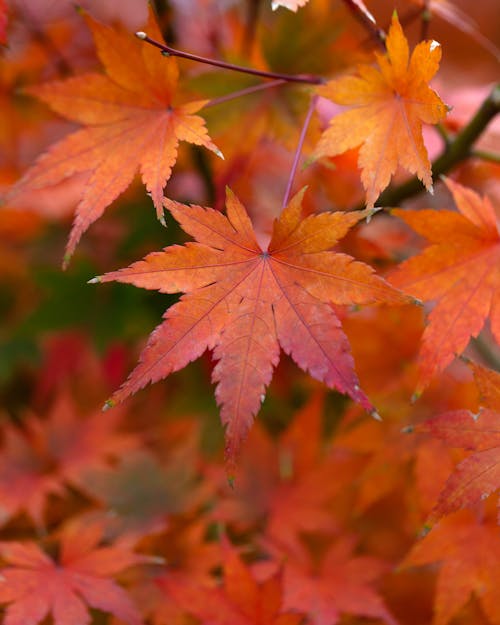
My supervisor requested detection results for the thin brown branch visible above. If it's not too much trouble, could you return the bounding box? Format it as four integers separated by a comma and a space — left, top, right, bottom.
341, 0, 386, 48
421, 0, 432, 40
204, 79, 287, 109
135, 32, 325, 85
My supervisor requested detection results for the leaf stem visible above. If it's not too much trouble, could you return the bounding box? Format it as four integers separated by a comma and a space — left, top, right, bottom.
282, 96, 317, 209
420, 0, 432, 41
135, 32, 325, 85
364, 83, 500, 208
472, 335, 500, 372
341, 0, 386, 48
203, 79, 287, 109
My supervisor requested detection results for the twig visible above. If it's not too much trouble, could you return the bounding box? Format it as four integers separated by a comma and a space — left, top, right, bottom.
282, 96, 317, 209
204, 79, 286, 108
341, 0, 386, 48
362, 83, 500, 209
135, 32, 324, 85
421, 0, 431, 41
472, 335, 500, 372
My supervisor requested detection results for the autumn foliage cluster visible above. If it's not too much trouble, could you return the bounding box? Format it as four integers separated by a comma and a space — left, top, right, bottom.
0, 0, 499, 624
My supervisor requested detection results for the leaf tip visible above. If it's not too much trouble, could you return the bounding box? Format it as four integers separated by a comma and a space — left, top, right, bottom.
365, 206, 383, 223
370, 408, 382, 422
62, 253, 72, 271
102, 399, 116, 412
135, 31, 147, 40
87, 276, 101, 284
214, 147, 225, 160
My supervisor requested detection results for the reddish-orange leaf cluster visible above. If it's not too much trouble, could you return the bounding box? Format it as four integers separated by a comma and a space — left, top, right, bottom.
1, 4, 499, 625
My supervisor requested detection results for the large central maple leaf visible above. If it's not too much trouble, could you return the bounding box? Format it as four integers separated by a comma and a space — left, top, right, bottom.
10, 10, 221, 264
93, 189, 408, 464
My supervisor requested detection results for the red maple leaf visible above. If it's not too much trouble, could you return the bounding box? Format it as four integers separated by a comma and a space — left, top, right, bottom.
163, 544, 303, 625
0, 522, 145, 625
93, 188, 409, 465
9, 8, 221, 265
390, 178, 500, 393
415, 362, 500, 523
266, 535, 397, 625
0, 390, 137, 528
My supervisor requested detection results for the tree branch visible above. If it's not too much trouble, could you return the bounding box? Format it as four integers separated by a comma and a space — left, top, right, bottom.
341, 0, 386, 48
135, 32, 324, 85
367, 83, 500, 209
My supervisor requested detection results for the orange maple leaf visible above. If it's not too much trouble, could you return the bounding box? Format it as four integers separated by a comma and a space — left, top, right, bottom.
0, 522, 145, 625
93, 188, 408, 465
163, 545, 303, 625
314, 13, 447, 208
402, 510, 500, 625
9, 9, 221, 265
416, 362, 500, 524
390, 178, 500, 393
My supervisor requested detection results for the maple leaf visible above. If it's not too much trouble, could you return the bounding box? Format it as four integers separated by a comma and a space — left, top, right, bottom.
93, 188, 408, 465
402, 510, 500, 625
9, 9, 221, 265
415, 363, 500, 524
163, 545, 303, 625
213, 393, 360, 551
0, 390, 137, 528
271, 535, 397, 625
314, 12, 448, 208
390, 178, 500, 393
0, 522, 145, 625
